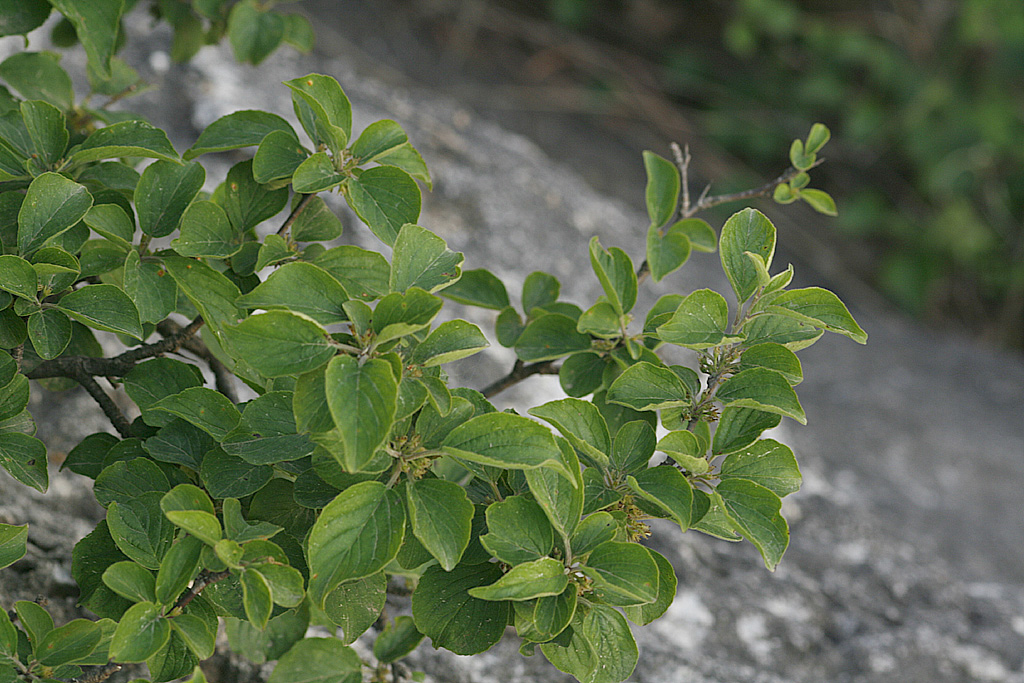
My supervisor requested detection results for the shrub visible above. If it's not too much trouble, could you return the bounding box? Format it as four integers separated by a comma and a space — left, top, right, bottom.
0, 2, 865, 682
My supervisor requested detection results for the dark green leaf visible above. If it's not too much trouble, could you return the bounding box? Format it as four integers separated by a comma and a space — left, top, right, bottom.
0, 432, 47, 492
223, 311, 335, 378
352, 119, 407, 163
21, 100, 67, 165
713, 406, 781, 456
123, 251, 177, 324
716, 478, 788, 570
289, 195, 341, 242
67, 120, 179, 166
390, 223, 462, 293
568, 512, 615, 558
344, 165, 420, 246
252, 129, 308, 184
94, 458, 170, 509
165, 255, 244, 333
17, 172, 92, 255
200, 448, 272, 499
107, 492, 175, 570
605, 361, 690, 411
236, 262, 348, 325
720, 438, 801, 497
525, 438, 583, 541
321, 572, 386, 644
479, 495, 553, 566
224, 605, 308, 663
373, 616, 423, 664
27, 309, 71, 360
627, 465, 693, 529
290, 151, 345, 193
739, 342, 803, 384
102, 560, 157, 603
324, 355, 397, 472
170, 614, 215, 660
558, 351, 605, 398
185, 110, 295, 160
36, 618, 101, 667
161, 484, 221, 546
124, 358, 204, 428
588, 236, 636, 316
241, 568, 273, 629
515, 313, 592, 362
283, 73, 352, 151
412, 562, 509, 656
376, 142, 431, 188
71, 521, 133, 619
0, 255, 37, 300
623, 547, 676, 626
53, 284, 142, 339
580, 604, 639, 683
0, 1, 51, 38
155, 536, 202, 605
581, 541, 658, 606
109, 602, 170, 663
151, 387, 240, 440
716, 367, 806, 424
406, 478, 474, 571
643, 150, 679, 228
646, 221, 692, 282
171, 200, 239, 258
742, 313, 823, 350
412, 320, 488, 367
221, 159, 289, 232
439, 268, 509, 310
529, 398, 611, 470
267, 637, 361, 683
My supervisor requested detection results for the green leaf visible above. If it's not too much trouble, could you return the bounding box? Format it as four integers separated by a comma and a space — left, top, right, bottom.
324, 355, 397, 472
646, 221, 691, 282
375, 142, 431, 188
470, 557, 569, 601
557, 351, 606, 399
0, 371, 29, 422
17, 172, 93, 255
568, 512, 615, 558
626, 465, 693, 529
712, 406, 781, 456
155, 536, 202, 605
109, 602, 170, 663
739, 342, 803, 384
94, 458, 170, 509
267, 637, 362, 683
765, 287, 867, 343
255, 233, 297, 271
223, 392, 316, 466
529, 398, 611, 470
657, 288, 743, 349
799, 188, 837, 216
0, 523, 27, 570
0, 255, 37, 299
655, 430, 709, 474
805, 123, 830, 153
716, 367, 806, 424
123, 358, 203, 428
162, 495, 221, 546
145, 419, 212, 472
161, 255, 242, 333
719, 208, 776, 304
150, 387, 241, 440
742, 313, 823, 350
185, 110, 295, 160
0, 3, 51, 39
282, 13, 315, 53
228, 0, 285, 66
311, 245, 389, 301
539, 612, 597, 682
406, 478, 474, 571
435, 268, 508, 309
252, 129, 308, 184
609, 420, 655, 474
237, 262, 348, 325
241, 568, 273, 629
287, 195, 340, 242
623, 547, 676, 626
36, 619, 102, 667
642, 150, 679, 228
373, 616, 423, 664
84, 203, 134, 248
21, 100, 68, 165
47, 0, 122, 77
789, 138, 814, 171
67, 120, 180, 166
351, 119, 407, 164
344, 165, 421, 246
200, 448, 272, 499
222, 159, 289, 232
102, 560, 157, 603
123, 251, 177, 325
290, 151, 345, 193
0, 432, 48, 492
525, 438, 583, 541
257, 564, 304, 608
605, 361, 690, 411
412, 320, 488, 367
522, 271, 559, 313
773, 182, 796, 204
223, 311, 335, 378
588, 237, 637, 316
515, 313, 592, 362
32, 246, 80, 294
170, 614, 215, 660
107, 492, 175, 570
716, 478, 788, 570
412, 562, 509, 656
171, 200, 240, 258
581, 541, 658, 606
284, 72, 352, 146
677, 217, 717, 252
71, 521, 133, 619
307, 481, 405, 605
14, 599, 52, 648
576, 301, 620, 339
390, 223, 463, 293
580, 604, 639, 683
720, 438, 801, 497
225, 605, 308, 663
321, 573, 386, 644
479, 495, 554, 566
53, 283, 142, 339
443, 412, 571, 480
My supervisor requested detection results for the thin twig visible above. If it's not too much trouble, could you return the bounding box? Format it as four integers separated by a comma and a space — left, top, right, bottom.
71, 663, 122, 683
277, 193, 317, 237
682, 158, 825, 218
672, 142, 690, 217
156, 319, 239, 402
71, 371, 132, 438
480, 359, 559, 399
173, 569, 231, 612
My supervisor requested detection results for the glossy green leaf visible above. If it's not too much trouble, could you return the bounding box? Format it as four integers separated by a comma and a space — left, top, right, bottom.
171, 200, 239, 258
627, 465, 693, 529
151, 387, 241, 440
479, 495, 554, 566
307, 481, 405, 605
223, 311, 335, 377
642, 150, 680, 228
716, 367, 806, 424
21, 100, 67, 165
716, 478, 788, 570
102, 560, 157, 603
36, 618, 102, 667
469, 557, 569, 601
227, 0, 285, 66
406, 478, 474, 571
605, 361, 691, 411
109, 602, 170, 663
185, 110, 295, 160
720, 438, 801, 497
581, 541, 658, 606
321, 572, 386, 644
324, 355, 397, 472
0, 523, 27, 570
344, 165, 420, 246
656, 288, 743, 349
267, 637, 362, 683
0, 432, 47, 492
515, 313, 592, 362
720, 208, 776, 304
17, 172, 92, 255
67, 120, 179, 166
529, 398, 611, 470
765, 287, 867, 343
238, 262, 348, 325
588, 236, 637, 316
107, 492, 175, 570
412, 562, 509, 656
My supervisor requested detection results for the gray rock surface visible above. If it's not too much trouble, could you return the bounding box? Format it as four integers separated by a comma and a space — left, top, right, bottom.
3, 5, 1024, 682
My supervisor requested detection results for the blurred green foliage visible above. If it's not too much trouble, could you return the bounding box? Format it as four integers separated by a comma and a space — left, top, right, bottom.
543, 0, 1024, 347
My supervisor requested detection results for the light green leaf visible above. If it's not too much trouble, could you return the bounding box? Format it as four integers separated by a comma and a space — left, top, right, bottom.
307, 482, 404, 605
656, 288, 742, 349
324, 355, 397, 472
0, 255, 37, 299
627, 465, 693, 530
223, 310, 335, 378
352, 119, 407, 164
290, 151, 345, 193
800, 188, 838, 216
28, 308, 72, 359
0, 523, 28, 570
0, 52, 72, 110
479, 495, 554, 566
237, 262, 348, 325
716, 367, 806, 424
67, 120, 180, 166
252, 129, 309, 184
469, 557, 568, 601
646, 221, 691, 282
170, 614, 215, 660
171, 200, 240, 258
283, 74, 352, 150
805, 123, 830, 153
109, 602, 170, 663
577, 301, 621, 338
765, 287, 867, 343
241, 568, 273, 629
739, 342, 803, 384
102, 560, 157, 603
344, 165, 420, 246
720, 438, 801, 497
412, 562, 509, 656
605, 361, 691, 411
412, 320, 488, 367
390, 223, 463, 293
525, 438, 583, 541
151, 387, 241, 440
642, 150, 679, 228
18, 172, 93, 255
515, 313, 592, 362
716, 478, 789, 570
406, 478, 473, 571
719, 208, 776, 304
655, 430, 709, 474
588, 236, 637, 316
581, 541, 658, 606
185, 110, 295, 160
267, 637, 362, 683
155, 535, 202, 605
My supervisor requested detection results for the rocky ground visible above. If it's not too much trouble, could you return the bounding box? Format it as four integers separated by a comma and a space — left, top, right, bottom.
3, 3, 1024, 682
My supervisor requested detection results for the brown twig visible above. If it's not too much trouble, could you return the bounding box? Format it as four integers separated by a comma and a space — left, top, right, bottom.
173, 569, 231, 612
72, 663, 122, 683
156, 319, 239, 403
72, 371, 132, 438
681, 158, 825, 218
277, 193, 317, 237
480, 359, 559, 399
